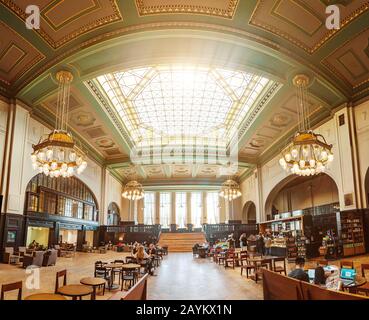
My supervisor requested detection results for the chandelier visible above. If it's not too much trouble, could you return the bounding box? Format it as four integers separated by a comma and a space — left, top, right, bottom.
31, 71, 87, 178
279, 75, 333, 176
122, 180, 144, 201
219, 179, 242, 201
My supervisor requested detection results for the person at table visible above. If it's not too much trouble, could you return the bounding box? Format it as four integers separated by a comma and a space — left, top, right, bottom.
227, 233, 235, 249
288, 257, 309, 282
314, 266, 327, 286
264, 234, 272, 256
325, 269, 342, 291
134, 245, 154, 275
148, 243, 157, 255
239, 233, 247, 251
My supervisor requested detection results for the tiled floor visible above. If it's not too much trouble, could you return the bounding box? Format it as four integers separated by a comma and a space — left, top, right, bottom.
1, 251, 369, 300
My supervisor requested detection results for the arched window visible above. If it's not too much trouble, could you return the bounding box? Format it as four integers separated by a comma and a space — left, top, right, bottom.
107, 202, 120, 225
25, 174, 98, 221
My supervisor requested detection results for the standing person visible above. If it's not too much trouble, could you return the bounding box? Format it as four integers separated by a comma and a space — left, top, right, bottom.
256, 233, 265, 255
264, 234, 272, 256
228, 233, 235, 249
239, 233, 248, 251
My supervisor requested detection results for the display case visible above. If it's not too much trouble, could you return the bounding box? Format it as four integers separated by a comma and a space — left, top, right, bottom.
339, 211, 365, 256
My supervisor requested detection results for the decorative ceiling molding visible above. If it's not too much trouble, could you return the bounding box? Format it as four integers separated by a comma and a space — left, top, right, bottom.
250, 0, 369, 54
135, 0, 239, 19
0, 0, 123, 49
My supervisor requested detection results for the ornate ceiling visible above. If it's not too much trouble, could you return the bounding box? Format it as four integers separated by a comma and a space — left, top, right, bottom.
1, 0, 368, 186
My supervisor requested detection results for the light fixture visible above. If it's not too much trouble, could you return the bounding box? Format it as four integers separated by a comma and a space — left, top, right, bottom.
122, 180, 144, 201
219, 179, 242, 201
31, 71, 87, 178
279, 75, 333, 177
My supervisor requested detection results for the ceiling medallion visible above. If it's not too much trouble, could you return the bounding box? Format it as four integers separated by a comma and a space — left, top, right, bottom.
219, 179, 242, 201
31, 71, 87, 178
279, 75, 333, 177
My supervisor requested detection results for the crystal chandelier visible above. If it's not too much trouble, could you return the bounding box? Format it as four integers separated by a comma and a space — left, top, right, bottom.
31, 71, 87, 178
279, 75, 333, 176
122, 180, 144, 201
219, 179, 242, 201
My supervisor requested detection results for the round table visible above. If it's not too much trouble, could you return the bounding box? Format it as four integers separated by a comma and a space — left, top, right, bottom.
24, 293, 67, 300
80, 277, 106, 299
105, 263, 125, 290
342, 276, 367, 289
122, 263, 141, 269
58, 284, 93, 300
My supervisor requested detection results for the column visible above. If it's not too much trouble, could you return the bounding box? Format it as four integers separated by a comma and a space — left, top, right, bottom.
155, 192, 160, 225
202, 192, 207, 224
170, 192, 176, 231
137, 198, 144, 224
219, 196, 226, 223
186, 192, 192, 230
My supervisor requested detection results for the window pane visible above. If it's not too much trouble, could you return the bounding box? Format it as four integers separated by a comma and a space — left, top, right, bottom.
144, 192, 155, 225
207, 192, 219, 224
176, 192, 187, 228
191, 192, 202, 228
160, 193, 171, 228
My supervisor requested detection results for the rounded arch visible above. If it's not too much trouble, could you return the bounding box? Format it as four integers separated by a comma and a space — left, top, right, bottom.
264, 173, 339, 219
24, 173, 99, 221
107, 202, 121, 225
364, 168, 369, 207
242, 201, 256, 224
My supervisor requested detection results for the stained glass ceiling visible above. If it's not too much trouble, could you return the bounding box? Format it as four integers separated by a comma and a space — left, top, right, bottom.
96, 65, 275, 147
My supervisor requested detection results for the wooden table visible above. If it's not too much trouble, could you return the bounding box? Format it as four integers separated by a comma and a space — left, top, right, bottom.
24, 293, 67, 300
342, 276, 367, 290
122, 263, 141, 269
80, 277, 106, 299
248, 256, 279, 282
58, 284, 93, 300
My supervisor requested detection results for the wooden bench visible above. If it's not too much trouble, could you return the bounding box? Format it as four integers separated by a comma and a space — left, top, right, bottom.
109, 273, 148, 300
261, 268, 369, 300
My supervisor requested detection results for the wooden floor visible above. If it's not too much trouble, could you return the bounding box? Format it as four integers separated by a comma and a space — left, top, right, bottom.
1, 251, 369, 300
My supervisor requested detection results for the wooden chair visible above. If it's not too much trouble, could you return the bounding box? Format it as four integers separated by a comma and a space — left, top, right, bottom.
224, 251, 236, 269
217, 252, 226, 265
55, 269, 67, 294
237, 252, 248, 266
340, 260, 354, 269
317, 260, 328, 266
240, 256, 256, 278
273, 257, 287, 275
1, 281, 22, 300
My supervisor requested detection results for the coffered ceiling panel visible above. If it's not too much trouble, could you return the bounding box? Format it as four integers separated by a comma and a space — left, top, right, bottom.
323, 27, 369, 89
135, 0, 238, 18
0, 21, 44, 87
250, 0, 368, 54
1, 0, 122, 48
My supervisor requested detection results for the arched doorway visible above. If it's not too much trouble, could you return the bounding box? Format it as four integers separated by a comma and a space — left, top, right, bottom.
242, 201, 256, 224
264, 173, 339, 219
107, 202, 121, 225
365, 168, 369, 207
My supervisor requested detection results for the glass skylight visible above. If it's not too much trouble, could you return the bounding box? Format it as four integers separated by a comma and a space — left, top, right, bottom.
96, 65, 274, 147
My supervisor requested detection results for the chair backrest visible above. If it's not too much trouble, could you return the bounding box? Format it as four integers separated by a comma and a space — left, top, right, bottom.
18, 247, 27, 253
340, 260, 354, 269
55, 269, 67, 293
362, 263, 369, 278
1, 281, 22, 300
300, 281, 367, 300
109, 274, 148, 300
114, 260, 125, 264
262, 268, 304, 300
5, 247, 14, 254
273, 257, 286, 267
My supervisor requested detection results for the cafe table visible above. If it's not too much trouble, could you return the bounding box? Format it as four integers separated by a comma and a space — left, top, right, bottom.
342, 275, 367, 290
248, 256, 279, 282
24, 293, 67, 300
105, 263, 124, 290
80, 277, 106, 299
58, 284, 93, 300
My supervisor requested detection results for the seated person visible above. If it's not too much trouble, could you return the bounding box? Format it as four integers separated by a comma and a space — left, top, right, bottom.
325, 269, 342, 291
288, 257, 309, 282
314, 266, 327, 286
134, 245, 154, 275
148, 243, 157, 255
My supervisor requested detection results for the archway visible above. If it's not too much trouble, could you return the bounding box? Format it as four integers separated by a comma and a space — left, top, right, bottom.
264, 173, 339, 218
107, 202, 121, 225
242, 201, 256, 224
365, 168, 369, 207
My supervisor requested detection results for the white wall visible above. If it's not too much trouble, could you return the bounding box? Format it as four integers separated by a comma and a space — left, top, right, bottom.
103, 171, 123, 224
